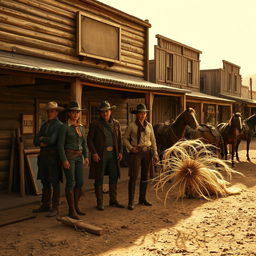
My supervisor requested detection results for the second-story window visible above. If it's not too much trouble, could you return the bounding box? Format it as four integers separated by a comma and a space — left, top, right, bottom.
187, 60, 193, 84
166, 53, 173, 82
234, 75, 237, 92
228, 73, 232, 91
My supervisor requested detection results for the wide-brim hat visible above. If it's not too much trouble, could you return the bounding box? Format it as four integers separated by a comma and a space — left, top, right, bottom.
66, 101, 85, 111
45, 101, 64, 111
97, 100, 116, 112
131, 103, 149, 114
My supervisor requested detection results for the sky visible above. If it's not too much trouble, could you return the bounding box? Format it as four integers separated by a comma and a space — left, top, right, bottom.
100, 0, 256, 82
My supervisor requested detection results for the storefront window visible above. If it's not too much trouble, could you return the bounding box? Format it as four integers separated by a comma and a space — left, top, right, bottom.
204, 104, 215, 125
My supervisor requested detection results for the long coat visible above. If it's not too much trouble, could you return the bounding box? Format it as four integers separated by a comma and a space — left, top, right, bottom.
87, 118, 122, 180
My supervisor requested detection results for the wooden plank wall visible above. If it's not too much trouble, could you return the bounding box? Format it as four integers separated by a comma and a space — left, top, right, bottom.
221, 62, 242, 97
154, 37, 200, 90
200, 70, 221, 96
82, 87, 145, 134
0, 0, 147, 77
152, 96, 181, 125
0, 80, 70, 190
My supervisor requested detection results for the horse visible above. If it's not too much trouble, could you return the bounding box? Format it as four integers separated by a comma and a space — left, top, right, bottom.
153, 107, 199, 155
235, 113, 256, 161
185, 124, 224, 158
217, 112, 243, 166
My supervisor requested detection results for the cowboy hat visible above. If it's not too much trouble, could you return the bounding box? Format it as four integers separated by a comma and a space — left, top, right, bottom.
131, 103, 149, 114
97, 100, 116, 112
66, 101, 85, 111
45, 101, 64, 111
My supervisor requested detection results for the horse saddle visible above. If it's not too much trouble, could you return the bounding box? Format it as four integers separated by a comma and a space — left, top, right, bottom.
198, 124, 219, 138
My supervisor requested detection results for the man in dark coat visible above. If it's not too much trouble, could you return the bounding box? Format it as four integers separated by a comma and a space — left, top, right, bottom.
87, 101, 124, 211
33, 101, 63, 217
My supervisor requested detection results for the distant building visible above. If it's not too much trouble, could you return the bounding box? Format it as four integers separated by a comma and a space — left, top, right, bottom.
201, 60, 256, 118
149, 35, 233, 125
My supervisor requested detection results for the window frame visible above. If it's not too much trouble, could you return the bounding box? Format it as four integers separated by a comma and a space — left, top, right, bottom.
166, 53, 173, 82
187, 59, 193, 85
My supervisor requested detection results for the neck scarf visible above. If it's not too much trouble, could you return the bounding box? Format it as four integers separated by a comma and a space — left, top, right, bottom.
135, 119, 147, 144
68, 119, 82, 137
100, 116, 114, 133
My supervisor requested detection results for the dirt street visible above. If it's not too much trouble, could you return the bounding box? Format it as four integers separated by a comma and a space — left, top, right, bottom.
1, 140, 256, 256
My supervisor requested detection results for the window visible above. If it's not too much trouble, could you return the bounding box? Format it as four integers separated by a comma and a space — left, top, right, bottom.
187, 60, 193, 84
77, 11, 121, 63
228, 73, 232, 91
166, 53, 173, 82
234, 75, 237, 92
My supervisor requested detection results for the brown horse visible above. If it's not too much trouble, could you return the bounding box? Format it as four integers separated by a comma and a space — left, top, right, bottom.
217, 113, 243, 166
153, 108, 199, 155
235, 113, 256, 161
185, 124, 224, 158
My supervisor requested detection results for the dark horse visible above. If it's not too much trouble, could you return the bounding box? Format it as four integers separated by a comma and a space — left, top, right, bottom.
235, 113, 256, 161
185, 124, 224, 158
217, 113, 243, 166
153, 108, 199, 155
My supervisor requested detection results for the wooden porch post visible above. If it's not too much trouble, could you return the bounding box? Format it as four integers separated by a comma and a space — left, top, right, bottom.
200, 102, 204, 124
216, 104, 219, 125
181, 94, 186, 111
70, 78, 82, 106
145, 92, 154, 123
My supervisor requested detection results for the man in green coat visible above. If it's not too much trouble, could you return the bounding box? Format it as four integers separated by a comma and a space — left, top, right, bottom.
87, 101, 124, 211
33, 101, 63, 217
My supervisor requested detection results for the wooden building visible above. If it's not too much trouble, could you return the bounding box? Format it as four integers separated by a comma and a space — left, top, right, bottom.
149, 34, 233, 125
200, 60, 256, 118
0, 0, 188, 194
241, 84, 256, 117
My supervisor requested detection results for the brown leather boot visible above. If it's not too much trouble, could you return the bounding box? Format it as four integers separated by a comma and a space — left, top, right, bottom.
128, 180, 135, 210
33, 188, 51, 213
95, 185, 104, 211
66, 190, 80, 220
139, 181, 152, 206
47, 189, 60, 217
109, 184, 124, 208
74, 188, 85, 215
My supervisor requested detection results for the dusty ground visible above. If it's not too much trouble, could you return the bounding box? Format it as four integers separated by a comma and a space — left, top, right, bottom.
1, 140, 256, 256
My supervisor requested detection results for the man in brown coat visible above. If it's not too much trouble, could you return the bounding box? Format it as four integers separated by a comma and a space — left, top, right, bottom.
87, 101, 124, 211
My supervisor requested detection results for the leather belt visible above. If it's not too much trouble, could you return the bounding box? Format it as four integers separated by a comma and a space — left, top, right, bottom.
137, 146, 151, 152
105, 146, 113, 151
65, 149, 83, 159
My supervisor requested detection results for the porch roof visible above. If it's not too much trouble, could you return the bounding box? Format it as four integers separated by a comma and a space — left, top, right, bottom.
0, 51, 189, 94
186, 91, 235, 103
220, 93, 256, 105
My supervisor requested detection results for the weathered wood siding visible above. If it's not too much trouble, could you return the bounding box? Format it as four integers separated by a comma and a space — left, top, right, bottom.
152, 96, 181, 125
82, 88, 145, 134
0, 0, 149, 77
153, 35, 201, 90
241, 85, 250, 99
200, 69, 221, 96
220, 61, 242, 97
0, 78, 71, 190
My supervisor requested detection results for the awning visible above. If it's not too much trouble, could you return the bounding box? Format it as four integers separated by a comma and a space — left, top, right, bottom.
0, 51, 189, 94
186, 91, 235, 104
220, 94, 256, 105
